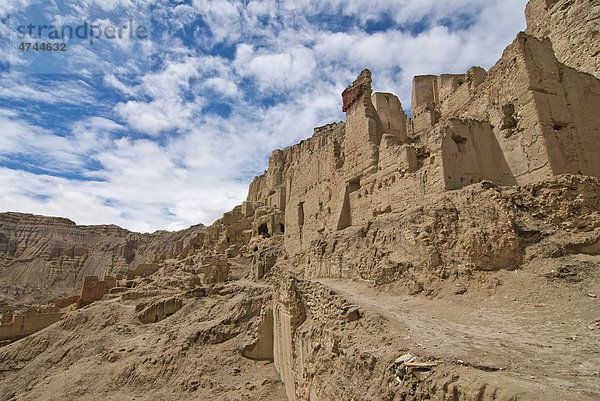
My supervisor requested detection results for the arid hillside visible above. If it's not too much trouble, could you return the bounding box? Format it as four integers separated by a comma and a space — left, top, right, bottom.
0, 212, 206, 308
1, 0, 599, 400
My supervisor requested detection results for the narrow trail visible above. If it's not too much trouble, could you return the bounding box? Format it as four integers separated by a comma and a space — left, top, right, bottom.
314, 278, 600, 397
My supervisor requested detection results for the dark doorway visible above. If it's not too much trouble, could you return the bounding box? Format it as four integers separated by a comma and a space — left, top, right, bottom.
258, 224, 269, 237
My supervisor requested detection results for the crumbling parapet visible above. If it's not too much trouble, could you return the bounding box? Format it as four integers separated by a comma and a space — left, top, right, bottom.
410, 75, 440, 137
342, 69, 384, 178
79, 275, 116, 306
372, 92, 408, 144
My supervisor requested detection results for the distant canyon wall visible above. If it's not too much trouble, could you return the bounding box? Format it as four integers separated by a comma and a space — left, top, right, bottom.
0, 212, 205, 305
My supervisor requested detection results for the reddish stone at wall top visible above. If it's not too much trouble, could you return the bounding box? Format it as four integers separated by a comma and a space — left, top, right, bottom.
341, 69, 372, 112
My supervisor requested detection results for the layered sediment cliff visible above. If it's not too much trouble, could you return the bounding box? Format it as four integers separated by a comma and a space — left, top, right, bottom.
0, 212, 205, 306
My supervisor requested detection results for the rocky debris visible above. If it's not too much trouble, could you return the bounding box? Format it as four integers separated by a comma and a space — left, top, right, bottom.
544, 266, 582, 282
0, 278, 285, 401
0, 255, 599, 400
341, 304, 361, 322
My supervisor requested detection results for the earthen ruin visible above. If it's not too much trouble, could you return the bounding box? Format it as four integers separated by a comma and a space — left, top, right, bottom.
1, 0, 600, 400
0, 306, 64, 343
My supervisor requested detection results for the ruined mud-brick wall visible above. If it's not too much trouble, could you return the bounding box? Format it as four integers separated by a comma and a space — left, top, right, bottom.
0, 310, 64, 341
53, 295, 80, 309
247, 71, 448, 256
526, 0, 600, 79
243, 17, 600, 260
247, 122, 346, 254
79, 276, 116, 306
424, 33, 600, 187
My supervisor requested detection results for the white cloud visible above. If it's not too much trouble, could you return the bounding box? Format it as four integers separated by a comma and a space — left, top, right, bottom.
0, 0, 531, 232
236, 46, 317, 91
203, 77, 239, 97
0, 73, 95, 104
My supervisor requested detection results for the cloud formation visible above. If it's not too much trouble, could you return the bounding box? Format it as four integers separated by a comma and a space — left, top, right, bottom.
0, 0, 529, 232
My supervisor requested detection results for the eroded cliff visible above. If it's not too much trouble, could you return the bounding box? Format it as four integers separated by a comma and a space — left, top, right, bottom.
0, 212, 205, 307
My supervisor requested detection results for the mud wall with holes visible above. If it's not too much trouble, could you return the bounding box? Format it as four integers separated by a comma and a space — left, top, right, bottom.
525, 0, 600, 80
242, 31, 600, 259
431, 33, 600, 188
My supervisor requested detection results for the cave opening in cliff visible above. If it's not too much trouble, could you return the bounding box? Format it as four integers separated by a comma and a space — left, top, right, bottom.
258, 224, 269, 237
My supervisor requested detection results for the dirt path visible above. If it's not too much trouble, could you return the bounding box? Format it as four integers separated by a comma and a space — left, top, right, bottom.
315, 277, 600, 398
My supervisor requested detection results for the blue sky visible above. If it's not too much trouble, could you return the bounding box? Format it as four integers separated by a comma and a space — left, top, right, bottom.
0, 0, 529, 232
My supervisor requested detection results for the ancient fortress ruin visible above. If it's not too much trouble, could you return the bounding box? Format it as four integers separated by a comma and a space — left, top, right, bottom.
198, 0, 600, 274
1, 0, 600, 400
